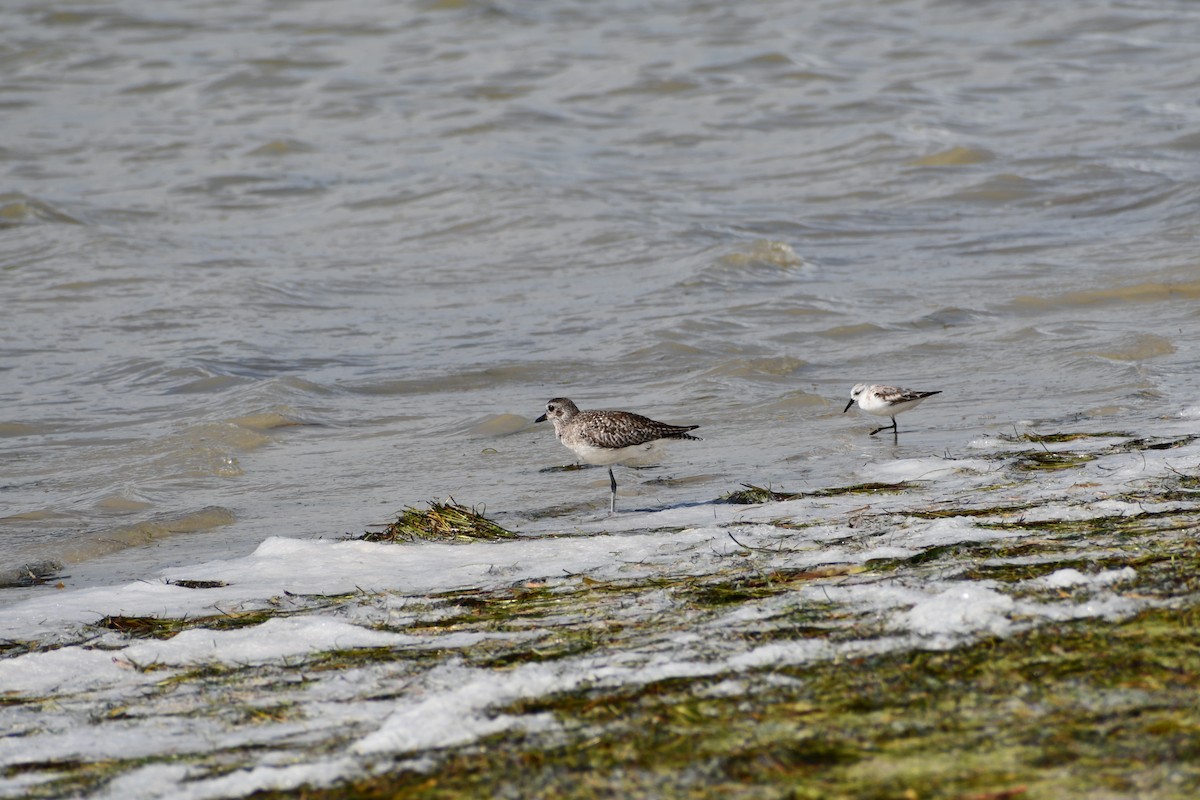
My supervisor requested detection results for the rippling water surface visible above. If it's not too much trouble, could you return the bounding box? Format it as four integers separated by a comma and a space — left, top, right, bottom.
3, 0, 1199, 597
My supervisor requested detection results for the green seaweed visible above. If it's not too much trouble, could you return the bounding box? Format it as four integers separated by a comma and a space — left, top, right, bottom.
242, 605, 1200, 800
410, 583, 567, 631
1012, 450, 1096, 471
166, 579, 228, 590
1014, 431, 1131, 444
1116, 472, 1200, 503
1006, 431, 1197, 454
982, 508, 1199, 538
361, 499, 518, 543
679, 566, 865, 607
907, 502, 1038, 519
95, 610, 279, 640
719, 482, 916, 504
88, 589, 366, 645
1111, 435, 1198, 452
805, 481, 917, 498
719, 484, 799, 503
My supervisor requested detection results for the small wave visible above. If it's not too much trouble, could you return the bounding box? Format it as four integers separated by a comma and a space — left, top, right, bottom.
95, 494, 154, 513
1167, 132, 1200, 151
620, 341, 708, 362
935, 174, 1049, 205
1046, 183, 1184, 218
228, 411, 307, 432
0, 507, 237, 588
910, 307, 987, 329
1009, 280, 1200, 310
95, 10, 201, 34
246, 139, 317, 157
189, 355, 363, 380
1085, 333, 1176, 362
467, 414, 533, 437
816, 323, 889, 340
77, 357, 173, 389
172, 420, 276, 457
173, 174, 276, 194
119, 80, 188, 95
0, 422, 42, 437
719, 240, 809, 270
204, 70, 306, 93
165, 374, 250, 394
0, 193, 82, 227
758, 391, 826, 413
907, 146, 994, 167
346, 364, 546, 396
685, 240, 816, 290
700, 356, 808, 381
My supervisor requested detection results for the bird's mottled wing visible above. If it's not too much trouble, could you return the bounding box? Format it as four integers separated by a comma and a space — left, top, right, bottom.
574, 410, 700, 448
876, 386, 941, 406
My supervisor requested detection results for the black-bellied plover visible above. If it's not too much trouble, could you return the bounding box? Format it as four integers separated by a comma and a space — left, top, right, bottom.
843, 383, 942, 436
535, 397, 700, 513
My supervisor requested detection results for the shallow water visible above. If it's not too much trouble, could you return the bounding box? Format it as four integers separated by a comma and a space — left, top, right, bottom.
3, 0, 1200, 597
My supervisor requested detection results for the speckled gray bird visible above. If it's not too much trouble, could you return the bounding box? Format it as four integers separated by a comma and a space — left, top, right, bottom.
535, 397, 700, 513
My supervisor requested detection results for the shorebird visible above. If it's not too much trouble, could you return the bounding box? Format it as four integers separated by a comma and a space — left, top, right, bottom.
843, 383, 941, 436
535, 397, 700, 513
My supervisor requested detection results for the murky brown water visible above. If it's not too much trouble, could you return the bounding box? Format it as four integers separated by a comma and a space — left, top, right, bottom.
3, 0, 1199, 596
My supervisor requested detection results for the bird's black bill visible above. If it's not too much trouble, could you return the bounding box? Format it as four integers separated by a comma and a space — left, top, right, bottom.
842, 400, 855, 413
534, 413, 547, 423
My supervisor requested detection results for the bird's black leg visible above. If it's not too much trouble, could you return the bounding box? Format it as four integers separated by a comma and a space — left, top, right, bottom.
608, 466, 617, 514
870, 417, 899, 436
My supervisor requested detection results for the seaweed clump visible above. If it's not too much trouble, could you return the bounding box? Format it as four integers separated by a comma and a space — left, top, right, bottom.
1012, 450, 1096, 471
719, 484, 800, 504
362, 499, 518, 543
94, 609, 280, 640
719, 482, 915, 504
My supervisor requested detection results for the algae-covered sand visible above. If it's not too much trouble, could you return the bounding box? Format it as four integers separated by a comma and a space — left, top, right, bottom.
2, 428, 1199, 799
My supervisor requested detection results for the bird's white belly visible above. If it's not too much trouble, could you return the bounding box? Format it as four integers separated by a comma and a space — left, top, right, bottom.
565, 440, 667, 467
861, 397, 922, 416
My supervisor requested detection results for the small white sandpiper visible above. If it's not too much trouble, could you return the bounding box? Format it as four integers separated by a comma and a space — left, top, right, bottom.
535, 397, 700, 513
843, 383, 942, 436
